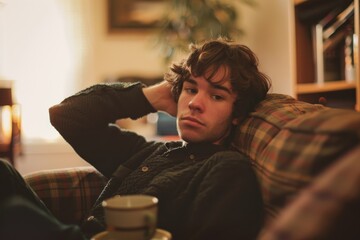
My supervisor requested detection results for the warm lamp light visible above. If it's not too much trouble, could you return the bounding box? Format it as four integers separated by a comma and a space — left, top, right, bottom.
0, 85, 21, 164
0, 106, 12, 144
0, 88, 13, 145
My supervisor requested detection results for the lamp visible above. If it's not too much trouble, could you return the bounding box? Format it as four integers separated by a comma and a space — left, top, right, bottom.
0, 85, 21, 165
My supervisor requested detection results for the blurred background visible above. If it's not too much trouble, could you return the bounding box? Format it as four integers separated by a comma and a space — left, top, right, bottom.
0, 0, 297, 174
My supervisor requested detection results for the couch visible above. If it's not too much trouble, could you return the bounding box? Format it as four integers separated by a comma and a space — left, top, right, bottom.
24, 93, 360, 239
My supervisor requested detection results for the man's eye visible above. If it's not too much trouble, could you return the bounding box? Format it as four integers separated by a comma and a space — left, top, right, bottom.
212, 95, 224, 101
185, 88, 197, 94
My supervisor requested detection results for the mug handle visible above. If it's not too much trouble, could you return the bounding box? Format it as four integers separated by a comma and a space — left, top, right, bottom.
144, 213, 156, 239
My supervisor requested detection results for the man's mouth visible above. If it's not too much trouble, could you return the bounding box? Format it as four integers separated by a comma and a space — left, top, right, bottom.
180, 116, 205, 126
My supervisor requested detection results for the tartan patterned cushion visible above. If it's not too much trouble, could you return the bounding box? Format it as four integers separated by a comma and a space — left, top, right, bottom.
232, 93, 360, 221
258, 145, 360, 240
24, 167, 107, 224
233, 94, 325, 161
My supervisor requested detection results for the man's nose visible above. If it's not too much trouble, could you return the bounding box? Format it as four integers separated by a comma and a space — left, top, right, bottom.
188, 94, 204, 113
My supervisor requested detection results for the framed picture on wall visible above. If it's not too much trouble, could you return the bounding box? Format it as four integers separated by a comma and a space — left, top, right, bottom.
108, 0, 167, 32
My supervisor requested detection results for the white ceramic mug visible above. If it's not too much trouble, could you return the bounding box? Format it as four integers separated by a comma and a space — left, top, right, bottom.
102, 194, 158, 240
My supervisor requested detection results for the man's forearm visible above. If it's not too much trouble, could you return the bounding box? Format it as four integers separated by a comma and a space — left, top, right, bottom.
48, 82, 157, 176
49, 82, 156, 135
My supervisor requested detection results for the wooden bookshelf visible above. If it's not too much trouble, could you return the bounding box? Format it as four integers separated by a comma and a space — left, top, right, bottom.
297, 81, 356, 94
294, 0, 308, 6
293, 0, 360, 111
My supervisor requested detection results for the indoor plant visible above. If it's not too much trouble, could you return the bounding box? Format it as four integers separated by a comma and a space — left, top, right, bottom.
155, 0, 257, 63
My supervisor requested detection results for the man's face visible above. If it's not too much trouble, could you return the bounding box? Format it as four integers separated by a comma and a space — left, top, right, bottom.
176, 66, 238, 145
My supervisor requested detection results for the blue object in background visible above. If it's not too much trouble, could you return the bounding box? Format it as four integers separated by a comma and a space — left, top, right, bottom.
156, 112, 178, 136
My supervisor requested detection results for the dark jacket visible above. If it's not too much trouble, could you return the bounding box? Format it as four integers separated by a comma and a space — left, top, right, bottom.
49, 82, 264, 240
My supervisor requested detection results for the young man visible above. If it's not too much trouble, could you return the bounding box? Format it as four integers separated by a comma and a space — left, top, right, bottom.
0, 38, 271, 240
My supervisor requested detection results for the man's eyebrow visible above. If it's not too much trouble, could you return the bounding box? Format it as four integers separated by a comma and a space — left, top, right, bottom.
185, 78, 232, 94
185, 78, 197, 85
211, 83, 232, 95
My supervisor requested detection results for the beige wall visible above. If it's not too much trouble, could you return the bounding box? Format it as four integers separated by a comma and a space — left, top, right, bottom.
86, 0, 295, 94
16, 139, 90, 175
240, 0, 295, 96
82, 1, 166, 88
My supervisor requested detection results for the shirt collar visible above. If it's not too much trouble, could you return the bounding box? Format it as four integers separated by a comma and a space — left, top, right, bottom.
164, 141, 228, 161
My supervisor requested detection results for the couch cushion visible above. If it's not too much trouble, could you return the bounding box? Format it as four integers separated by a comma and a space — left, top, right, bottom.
233, 94, 325, 161
258, 145, 360, 240
232, 94, 360, 221
24, 167, 107, 224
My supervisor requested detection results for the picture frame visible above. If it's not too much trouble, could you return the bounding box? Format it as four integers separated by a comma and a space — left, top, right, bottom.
107, 0, 166, 32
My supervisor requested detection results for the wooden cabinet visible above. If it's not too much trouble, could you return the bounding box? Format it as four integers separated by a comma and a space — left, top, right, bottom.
293, 0, 360, 111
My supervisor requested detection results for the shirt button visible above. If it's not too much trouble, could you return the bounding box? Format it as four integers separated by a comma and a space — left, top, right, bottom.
141, 166, 149, 172
189, 154, 195, 160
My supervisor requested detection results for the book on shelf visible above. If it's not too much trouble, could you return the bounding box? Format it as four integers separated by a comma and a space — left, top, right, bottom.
323, 2, 354, 39
344, 34, 355, 82
323, 27, 351, 52
295, 0, 347, 24
312, 2, 354, 84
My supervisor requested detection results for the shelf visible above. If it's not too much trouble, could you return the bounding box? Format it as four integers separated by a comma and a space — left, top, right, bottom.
297, 80, 356, 94
294, 0, 308, 6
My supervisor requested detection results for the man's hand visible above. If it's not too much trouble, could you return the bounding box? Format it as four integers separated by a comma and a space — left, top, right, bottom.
143, 81, 177, 117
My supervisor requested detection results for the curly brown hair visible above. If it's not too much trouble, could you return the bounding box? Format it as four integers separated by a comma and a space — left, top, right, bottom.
164, 38, 271, 121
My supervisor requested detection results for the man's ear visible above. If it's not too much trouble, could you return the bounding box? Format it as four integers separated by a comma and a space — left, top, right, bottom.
232, 118, 240, 126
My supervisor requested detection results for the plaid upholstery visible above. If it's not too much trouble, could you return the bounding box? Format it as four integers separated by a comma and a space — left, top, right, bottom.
258, 145, 360, 240
24, 167, 107, 224
233, 94, 325, 162
232, 93, 360, 221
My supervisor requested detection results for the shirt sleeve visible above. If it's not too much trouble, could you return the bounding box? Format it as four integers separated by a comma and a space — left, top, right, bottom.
49, 82, 158, 177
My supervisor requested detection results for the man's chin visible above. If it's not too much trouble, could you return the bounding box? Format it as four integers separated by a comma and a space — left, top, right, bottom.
179, 132, 228, 145
179, 134, 203, 144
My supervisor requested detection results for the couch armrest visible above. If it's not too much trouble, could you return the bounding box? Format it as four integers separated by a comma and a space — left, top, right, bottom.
24, 167, 107, 225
